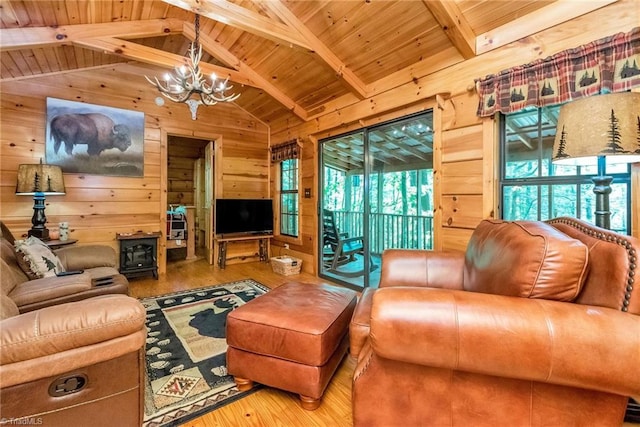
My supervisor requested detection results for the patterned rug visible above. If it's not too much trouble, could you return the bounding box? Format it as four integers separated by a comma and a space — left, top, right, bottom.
140, 279, 270, 427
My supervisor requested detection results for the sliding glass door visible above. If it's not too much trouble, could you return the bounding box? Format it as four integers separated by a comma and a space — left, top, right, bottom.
319, 111, 434, 289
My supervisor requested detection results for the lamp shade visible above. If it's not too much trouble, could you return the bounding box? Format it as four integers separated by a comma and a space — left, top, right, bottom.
16, 163, 66, 195
552, 92, 640, 166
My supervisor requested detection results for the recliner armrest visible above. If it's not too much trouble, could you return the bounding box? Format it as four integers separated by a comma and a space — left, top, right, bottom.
380, 249, 464, 290
0, 294, 145, 365
55, 244, 117, 271
8, 272, 93, 308
369, 287, 640, 397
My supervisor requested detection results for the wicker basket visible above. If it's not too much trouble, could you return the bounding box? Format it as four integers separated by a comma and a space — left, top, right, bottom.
270, 256, 302, 276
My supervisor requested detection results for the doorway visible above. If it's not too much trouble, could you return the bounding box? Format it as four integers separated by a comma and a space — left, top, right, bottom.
166, 135, 215, 263
319, 111, 434, 289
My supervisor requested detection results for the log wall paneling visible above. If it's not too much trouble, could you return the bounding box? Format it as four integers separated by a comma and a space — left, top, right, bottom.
0, 67, 269, 276
439, 100, 487, 251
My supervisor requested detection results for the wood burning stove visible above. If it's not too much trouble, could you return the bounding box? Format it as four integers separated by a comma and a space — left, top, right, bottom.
116, 232, 160, 279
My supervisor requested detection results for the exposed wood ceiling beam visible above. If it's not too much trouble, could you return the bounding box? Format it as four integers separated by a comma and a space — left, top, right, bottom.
369, 143, 412, 164
476, 0, 619, 55
73, 37, 257, 88
322, 145, 363, 169
182, 22, 308, 120
505, 123, 533, 149
0, 19, 183, 52
260, 0, 368, 99
386, 140, 432, 161
161, 0, 311, 50
422, 0, 476, 59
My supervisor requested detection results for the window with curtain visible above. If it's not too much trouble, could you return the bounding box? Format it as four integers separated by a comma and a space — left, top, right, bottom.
500, 106, 632, 234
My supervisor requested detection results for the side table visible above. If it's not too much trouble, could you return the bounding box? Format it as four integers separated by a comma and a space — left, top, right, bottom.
46, 238, 78, 250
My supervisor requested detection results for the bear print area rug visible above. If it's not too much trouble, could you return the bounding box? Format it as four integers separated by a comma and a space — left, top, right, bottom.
140, 279, 269, 427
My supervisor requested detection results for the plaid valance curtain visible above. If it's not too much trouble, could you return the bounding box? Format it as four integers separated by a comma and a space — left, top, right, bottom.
270, 139, 300, 163
476, 27, 640, 117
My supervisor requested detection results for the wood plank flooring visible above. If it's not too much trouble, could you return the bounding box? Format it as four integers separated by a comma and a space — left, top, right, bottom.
129, 256, 355, 427
130, 256, 639, 427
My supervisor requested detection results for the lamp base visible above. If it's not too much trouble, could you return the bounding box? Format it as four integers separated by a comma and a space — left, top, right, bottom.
592, 175, 613, 230
29, 192, 50, 241
28, 227, 50, 241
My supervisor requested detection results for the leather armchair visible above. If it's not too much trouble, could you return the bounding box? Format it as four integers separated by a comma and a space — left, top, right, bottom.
350, 217, 640, 426
1, 221, 128, 312
0, 294, 147, 426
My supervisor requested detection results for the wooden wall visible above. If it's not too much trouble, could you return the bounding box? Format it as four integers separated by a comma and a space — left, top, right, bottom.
434, 91, 494, 252
271, 2, 639, 270
0, 64, 269, 275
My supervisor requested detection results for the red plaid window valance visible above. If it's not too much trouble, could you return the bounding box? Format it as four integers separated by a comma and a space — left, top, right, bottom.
475, 27, 640, 117
270, 139, 300, 163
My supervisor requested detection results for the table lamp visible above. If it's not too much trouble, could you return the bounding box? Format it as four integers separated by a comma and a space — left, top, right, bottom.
552, 92, 640, 229
15, 161, 66, 240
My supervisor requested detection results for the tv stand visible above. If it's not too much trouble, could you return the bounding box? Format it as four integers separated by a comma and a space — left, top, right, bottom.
215, 234, 273, 269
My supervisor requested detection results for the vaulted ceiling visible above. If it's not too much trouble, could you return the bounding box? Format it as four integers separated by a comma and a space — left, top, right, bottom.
0, 0, 619, 133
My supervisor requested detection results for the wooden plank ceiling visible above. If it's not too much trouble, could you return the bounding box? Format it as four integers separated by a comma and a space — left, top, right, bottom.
0, 0, 617, 169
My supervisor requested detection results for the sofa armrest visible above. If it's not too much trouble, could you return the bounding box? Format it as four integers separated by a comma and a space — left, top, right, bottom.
380, 249, 464, 290
0, 294, 146, 365
55, 245, 117, 271
349, 287, 376, 359
8, 272, 93, 308
370, 287, 640, 397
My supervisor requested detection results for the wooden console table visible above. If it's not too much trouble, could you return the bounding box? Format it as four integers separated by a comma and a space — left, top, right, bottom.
215, 234, 272, 269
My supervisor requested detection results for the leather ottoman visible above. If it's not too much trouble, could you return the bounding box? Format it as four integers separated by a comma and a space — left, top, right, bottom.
226, 281, 357, 410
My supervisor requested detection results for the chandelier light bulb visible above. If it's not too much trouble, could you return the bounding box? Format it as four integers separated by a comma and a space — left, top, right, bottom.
211, 72, 217, 81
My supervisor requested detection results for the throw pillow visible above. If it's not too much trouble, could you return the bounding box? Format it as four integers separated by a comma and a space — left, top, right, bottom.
463, 219, 589, 301
14, 236, 65, 278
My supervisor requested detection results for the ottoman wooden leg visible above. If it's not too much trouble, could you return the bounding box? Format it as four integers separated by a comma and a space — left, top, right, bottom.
299, 394, 321, 411
234, 377, 254, 391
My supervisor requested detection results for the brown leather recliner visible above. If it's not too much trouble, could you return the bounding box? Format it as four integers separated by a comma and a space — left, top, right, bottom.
1, 221, 128, 312
0, 294, 147, 426
350, 217, 640, 426
0, 222, 147, 426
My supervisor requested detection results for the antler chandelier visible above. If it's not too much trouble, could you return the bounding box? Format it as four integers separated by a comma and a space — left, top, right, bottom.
145, 14, 240, 120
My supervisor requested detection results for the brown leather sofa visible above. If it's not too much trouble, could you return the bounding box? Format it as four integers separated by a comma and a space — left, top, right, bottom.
350, 217, 640, 426
0, 223, 147, 426
1, 221, 128, 312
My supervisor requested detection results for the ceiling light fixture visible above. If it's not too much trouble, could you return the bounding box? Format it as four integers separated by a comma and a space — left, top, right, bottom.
145, 14, 240, 120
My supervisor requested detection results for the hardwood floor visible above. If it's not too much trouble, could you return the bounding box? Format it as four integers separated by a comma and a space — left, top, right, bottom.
129, 256, 355, 427
130, 255, 639, 427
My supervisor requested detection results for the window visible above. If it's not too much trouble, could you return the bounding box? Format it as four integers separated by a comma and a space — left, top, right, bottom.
500, 105, 632, 234
280, 158, 299, 237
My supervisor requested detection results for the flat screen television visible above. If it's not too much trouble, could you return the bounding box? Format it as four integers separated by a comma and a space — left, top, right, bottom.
215, 199, 273, 236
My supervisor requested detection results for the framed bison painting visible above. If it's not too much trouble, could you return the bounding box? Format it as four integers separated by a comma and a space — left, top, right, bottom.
45, 98, 145, 177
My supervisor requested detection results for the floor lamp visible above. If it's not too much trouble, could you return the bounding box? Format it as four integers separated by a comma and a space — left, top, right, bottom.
552, 92, 640, 229
15, 161, 66, 240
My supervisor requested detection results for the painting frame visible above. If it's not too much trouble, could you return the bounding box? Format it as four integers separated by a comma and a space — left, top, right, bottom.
45, 97, 145, 177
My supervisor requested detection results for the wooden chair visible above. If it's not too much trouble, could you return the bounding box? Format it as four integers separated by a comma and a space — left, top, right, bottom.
322, 209, 375, 277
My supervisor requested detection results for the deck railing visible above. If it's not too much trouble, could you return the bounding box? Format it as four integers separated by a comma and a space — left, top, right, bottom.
331, 210, 433, 254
